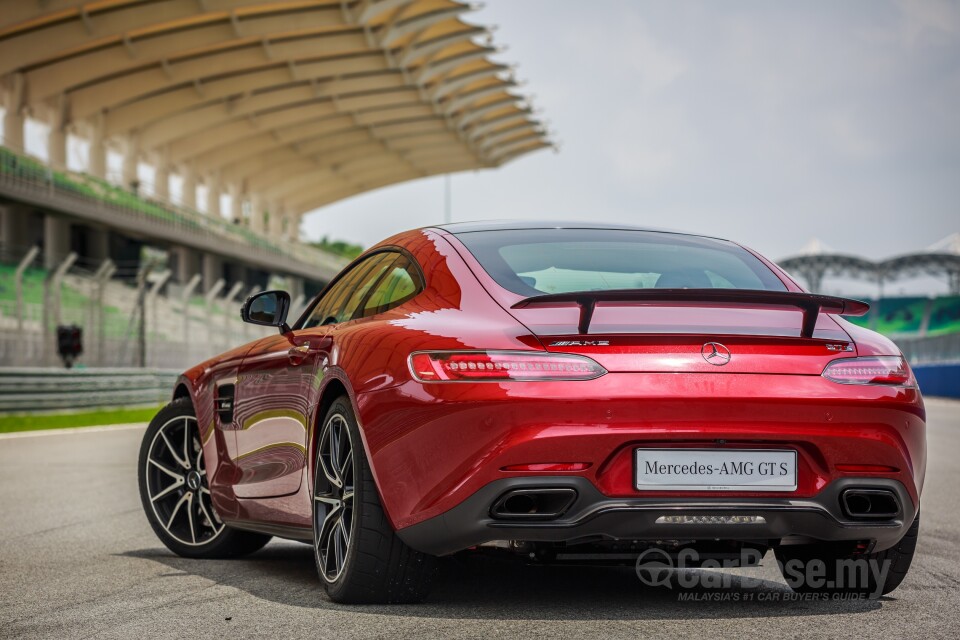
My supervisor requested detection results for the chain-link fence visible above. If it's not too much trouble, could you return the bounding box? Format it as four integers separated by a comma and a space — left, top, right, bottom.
0, 245, 306, 370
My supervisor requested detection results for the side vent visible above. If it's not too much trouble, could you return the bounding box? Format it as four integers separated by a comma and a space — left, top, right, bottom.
216, 384, 235, 425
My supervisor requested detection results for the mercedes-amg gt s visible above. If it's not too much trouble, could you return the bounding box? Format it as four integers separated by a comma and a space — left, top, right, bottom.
138, 222, 925, 603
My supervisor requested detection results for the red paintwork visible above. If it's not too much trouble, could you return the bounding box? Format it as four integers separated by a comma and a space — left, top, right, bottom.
173, 226, 926, 540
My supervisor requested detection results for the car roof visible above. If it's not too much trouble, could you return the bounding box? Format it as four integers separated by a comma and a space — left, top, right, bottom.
429, 220, 720, 240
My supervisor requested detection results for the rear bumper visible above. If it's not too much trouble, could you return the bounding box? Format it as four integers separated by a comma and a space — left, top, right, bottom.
396, 476, 917, 556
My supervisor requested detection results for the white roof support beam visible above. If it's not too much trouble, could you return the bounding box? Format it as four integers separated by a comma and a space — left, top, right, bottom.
400, 26, 484, 66
416, 47, 494, 84
379, 6, 470, 47
432, 64, 507, 101
468, 111, 532, 140
353, 0, 417, 25
455, 96, 518, 129
445, 83, 514, 115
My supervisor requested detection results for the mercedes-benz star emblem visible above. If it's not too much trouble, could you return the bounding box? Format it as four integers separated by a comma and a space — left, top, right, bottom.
701, 342, 732, 366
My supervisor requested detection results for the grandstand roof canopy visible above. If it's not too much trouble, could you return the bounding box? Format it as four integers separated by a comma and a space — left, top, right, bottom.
0, 0, 550, 216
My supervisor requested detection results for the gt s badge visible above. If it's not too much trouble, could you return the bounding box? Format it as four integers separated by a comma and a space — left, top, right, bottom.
825, 344, 854, 352
549, 340, 610, 346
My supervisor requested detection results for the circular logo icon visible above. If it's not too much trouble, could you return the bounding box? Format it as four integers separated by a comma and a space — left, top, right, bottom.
186, 470, 202, 491
701, 342, 732, 366
635, 548, 675, 588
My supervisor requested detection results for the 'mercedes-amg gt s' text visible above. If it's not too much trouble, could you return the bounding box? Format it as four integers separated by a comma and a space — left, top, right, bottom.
138, 222, 925, 603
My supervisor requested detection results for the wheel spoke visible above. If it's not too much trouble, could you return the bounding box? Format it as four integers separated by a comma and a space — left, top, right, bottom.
339, 443, 352, 481
341, 489, 354, 505
187, 495, 197, 544
164, 493, 189, 532
197, 493, 217, 529
319, 420, 342, 489
160, 431, 189, 470
322, 502, 343, 532
150, 479, 182, 502
149, 458, 184, 482
182, 418, 192, 469
330, 419, 340, 468
334, 519, 348, 568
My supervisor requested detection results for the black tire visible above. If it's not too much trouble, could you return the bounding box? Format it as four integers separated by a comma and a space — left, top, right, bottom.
775, 511, 919, 597
138, 398, 271, 559
312, 396, 437, 603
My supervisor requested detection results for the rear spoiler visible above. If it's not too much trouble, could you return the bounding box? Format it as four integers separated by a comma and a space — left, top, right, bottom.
510, 289, 870, 338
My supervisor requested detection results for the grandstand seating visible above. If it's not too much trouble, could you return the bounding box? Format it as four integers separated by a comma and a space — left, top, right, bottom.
0, 146, 322, 258
872, 297, 930, 334
927, 296, 960, 336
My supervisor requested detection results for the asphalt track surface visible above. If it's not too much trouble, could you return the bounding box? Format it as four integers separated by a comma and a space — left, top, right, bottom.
1, 399, 959, 639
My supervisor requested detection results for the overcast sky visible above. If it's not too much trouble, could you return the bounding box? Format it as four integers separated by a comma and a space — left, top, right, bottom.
303, 0, 959, 262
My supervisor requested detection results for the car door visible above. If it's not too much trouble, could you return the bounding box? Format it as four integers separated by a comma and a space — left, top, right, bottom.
229, 252, 398, 499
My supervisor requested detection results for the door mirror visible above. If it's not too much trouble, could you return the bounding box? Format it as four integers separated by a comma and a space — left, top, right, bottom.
242, 290, 291, 333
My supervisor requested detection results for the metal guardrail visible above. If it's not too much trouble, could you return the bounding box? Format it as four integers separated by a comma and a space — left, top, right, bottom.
0, 367, 178, 412
897, 333, 960, 366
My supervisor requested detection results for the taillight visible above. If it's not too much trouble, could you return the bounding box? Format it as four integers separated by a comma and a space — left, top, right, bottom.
822, 356, 913, 386
409, 350, 607, 382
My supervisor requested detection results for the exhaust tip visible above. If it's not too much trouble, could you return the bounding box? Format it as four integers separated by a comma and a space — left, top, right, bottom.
490, 488, 577, 520
841, 489, 900, 520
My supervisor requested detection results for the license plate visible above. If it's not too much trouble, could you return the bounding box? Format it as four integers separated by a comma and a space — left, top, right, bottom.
634, 448, 797, 491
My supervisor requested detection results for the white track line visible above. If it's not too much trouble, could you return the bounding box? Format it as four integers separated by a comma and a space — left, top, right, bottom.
0, 422, 148, 440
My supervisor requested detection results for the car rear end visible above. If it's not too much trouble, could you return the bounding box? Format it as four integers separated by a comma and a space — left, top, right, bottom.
386, 226, 925, 566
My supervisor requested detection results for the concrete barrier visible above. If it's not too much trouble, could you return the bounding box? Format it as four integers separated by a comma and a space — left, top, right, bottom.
913, 362, 960, 399
0, 367, 178, 412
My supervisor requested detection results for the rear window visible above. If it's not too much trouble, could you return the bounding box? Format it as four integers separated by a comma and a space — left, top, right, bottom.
454, 229, 787, 295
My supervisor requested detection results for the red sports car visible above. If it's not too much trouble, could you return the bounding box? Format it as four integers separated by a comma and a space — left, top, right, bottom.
138, 221, 925, 603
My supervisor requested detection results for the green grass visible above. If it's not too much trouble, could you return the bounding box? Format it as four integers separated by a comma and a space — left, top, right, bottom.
0, 405, 163, 434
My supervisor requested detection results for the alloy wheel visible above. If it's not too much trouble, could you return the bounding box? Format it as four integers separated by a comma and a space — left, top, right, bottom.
144, 416, 224, 546
314, 412, 355, 583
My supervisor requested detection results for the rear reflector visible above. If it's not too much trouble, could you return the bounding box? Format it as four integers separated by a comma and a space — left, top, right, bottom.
409, 351, 607, 382
501, 463, 592, 472
822, 356, 913, 386
836, 464, 899, 473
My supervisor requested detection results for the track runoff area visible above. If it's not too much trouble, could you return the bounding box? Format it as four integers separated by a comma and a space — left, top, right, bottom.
1, 399, 958, 638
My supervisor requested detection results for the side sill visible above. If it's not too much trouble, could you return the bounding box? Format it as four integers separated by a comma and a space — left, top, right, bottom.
223, 519, 313, 542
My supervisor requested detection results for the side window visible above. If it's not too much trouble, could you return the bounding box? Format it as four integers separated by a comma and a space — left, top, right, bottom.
360, 255, 423, 318
303, 253, 394, 328
336, 253, 398, 322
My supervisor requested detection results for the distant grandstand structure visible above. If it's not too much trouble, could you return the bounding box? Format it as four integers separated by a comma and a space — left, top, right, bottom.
0, 0, 550, 295
779, 234, 960, 377
780, 234, 960, 296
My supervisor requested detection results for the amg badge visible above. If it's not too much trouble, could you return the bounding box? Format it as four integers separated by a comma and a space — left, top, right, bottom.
549, 340, 610, 346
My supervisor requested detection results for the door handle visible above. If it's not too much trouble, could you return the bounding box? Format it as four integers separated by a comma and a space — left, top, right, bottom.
287, 344, 314, 363
287, 337, 331, 363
